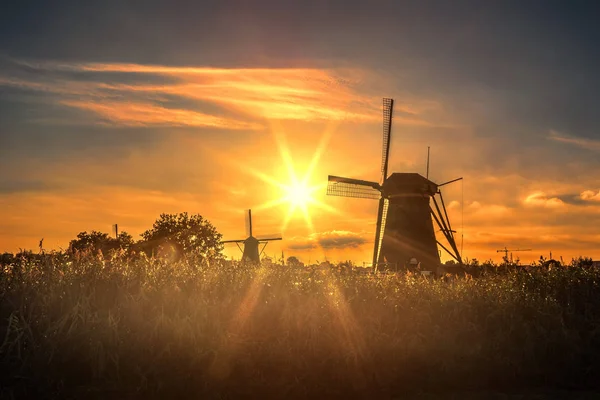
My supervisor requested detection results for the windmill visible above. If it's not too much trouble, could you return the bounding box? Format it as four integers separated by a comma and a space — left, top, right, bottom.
221, 209, 282, 263
326, 98, 463, 273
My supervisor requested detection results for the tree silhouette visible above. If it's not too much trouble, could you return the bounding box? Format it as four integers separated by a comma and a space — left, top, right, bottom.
69, 230, 133, 257
286, 256, 302, 267
139, 212, 223, 260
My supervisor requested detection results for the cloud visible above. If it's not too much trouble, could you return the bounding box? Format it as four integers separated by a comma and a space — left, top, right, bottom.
0, 60, 384, 128
316, 230, 368, 249
61, 100, 261, 130
463, 201, 512, 221
447, 200, 461, 210
580, 189, 600, 202
548, 130, 600, 152
0, 59, 450, 131
523, 191, 565, 208
468, 201, 481, 210
287, 240, 319, 251
287, 230, 368, 251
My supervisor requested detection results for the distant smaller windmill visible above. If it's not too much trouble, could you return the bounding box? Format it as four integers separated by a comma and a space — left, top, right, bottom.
221, 209, 282, 263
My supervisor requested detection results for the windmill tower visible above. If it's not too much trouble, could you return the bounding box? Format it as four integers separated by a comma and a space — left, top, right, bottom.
221, 209, 282, 263
327, 98, 462, 272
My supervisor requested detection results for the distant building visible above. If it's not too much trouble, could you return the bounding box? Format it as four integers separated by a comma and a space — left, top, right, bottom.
592, 260, 600, 268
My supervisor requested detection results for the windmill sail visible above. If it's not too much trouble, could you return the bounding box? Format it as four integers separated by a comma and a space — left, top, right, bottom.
245, 209, 252, 237
325, 97, 463, 273
381, 98, 394, 183
256, 233, 283, 241
327, 175, 381, 199
372, 198, 389, 267
221, 239, 246, 244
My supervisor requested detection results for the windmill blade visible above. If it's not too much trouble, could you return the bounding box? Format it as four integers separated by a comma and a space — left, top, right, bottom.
258, 237, 283, 242
221, 239, 246, 244
372, 197, 389, 267
327, 175, 381, 200
438, 177, 463, 187
256, 233, 283, 241
381, 98, 394, 183
244, 209, 252, 237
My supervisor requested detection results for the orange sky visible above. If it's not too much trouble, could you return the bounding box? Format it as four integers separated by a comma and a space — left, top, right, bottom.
1, 60, 600, 265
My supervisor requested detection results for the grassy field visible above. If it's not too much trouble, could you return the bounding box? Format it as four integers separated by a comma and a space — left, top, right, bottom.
1, 252, 600, 399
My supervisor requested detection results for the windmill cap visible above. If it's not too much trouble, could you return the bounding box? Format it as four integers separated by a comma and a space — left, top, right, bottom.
383, 173, 438, 195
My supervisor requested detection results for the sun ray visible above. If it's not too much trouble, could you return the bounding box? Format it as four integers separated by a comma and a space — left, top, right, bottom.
304, 119, 339, 182
309, 199, 344, 216
281, 203, 297, 232
209, 265, 268, 380
201, 120, 349, 235
300, 204, 315, 232
252, 197, 289, 213
269, 120, 297, 182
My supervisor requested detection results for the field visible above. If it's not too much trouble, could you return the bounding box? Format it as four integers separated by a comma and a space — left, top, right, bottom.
2, 252, 600, 399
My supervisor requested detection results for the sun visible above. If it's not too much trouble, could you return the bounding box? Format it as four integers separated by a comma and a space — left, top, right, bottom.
284, 179, 314, 209
207, 120, 343, 234
236, 125, 342, 233
275, 173, 326, 231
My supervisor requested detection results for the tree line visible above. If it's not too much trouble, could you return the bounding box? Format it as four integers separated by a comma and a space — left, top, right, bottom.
1, 212, 224, 264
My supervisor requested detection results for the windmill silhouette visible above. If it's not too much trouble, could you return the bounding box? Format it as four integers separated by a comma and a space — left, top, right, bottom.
221, 209, 282, 263
327, 98, 462, 272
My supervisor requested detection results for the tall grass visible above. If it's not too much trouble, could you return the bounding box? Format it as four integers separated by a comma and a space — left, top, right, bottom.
2, 252, 600, 399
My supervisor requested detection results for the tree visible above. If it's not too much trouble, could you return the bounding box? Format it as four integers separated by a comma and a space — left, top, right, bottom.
69, 230, 133, 257
286, 256, 303, 267
0, 252, 15, 266
139, 212, 223, 259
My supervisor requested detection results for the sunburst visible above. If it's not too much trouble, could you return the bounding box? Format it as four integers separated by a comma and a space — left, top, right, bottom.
242, 120, 343, 233
204, 118, 344, 234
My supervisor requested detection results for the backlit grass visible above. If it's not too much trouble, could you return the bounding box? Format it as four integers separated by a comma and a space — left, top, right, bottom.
2, 252, 600, 399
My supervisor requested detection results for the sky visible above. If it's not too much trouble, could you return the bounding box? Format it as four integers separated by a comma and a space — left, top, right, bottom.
1, 0, 600, 265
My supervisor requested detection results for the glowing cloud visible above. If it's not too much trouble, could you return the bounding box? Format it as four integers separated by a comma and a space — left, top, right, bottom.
1, 60, 378, 128
61, 100, 262, 130
287, 230, 369, 251
523, 191, 565, 208
580, 190, 600, 202
316, 230, 368, 249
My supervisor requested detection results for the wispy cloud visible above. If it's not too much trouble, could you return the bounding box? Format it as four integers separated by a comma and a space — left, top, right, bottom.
60, 100, 261, 129
0, 59, 447, 130
548, 130, 600, 152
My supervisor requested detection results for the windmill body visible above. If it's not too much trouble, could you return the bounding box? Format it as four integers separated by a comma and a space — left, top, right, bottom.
327, 98, 462, 273
242, 236, 261, 262
379, 173, 440, 271
222, 209, 282, 264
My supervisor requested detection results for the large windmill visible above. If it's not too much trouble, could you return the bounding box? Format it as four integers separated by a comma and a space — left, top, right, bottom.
327, 98, 462, 272
221, 209, 282, 263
